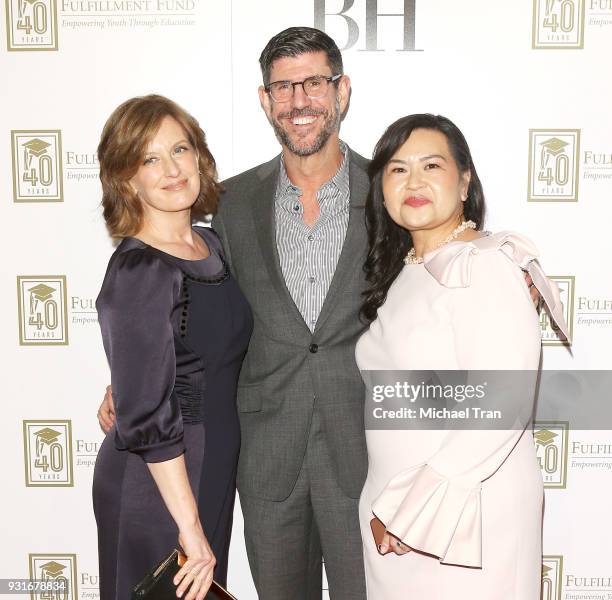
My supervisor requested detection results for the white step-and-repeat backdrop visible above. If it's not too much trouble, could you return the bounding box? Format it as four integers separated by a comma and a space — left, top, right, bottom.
2, 1, 611, 598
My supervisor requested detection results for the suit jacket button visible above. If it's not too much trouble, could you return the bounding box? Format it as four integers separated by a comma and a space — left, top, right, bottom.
309, 343, 318, 354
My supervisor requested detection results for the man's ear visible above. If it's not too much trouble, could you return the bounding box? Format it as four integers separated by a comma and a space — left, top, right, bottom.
258, 85, 272, 120
336, 75, 351, 115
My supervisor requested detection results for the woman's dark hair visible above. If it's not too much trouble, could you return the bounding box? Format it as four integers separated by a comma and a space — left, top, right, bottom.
360, 113, 486, 323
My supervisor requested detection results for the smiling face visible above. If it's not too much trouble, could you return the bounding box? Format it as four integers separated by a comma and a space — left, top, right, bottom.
258, 50, 350, 157
128, 116, 200, 221
382, 128, 470, 238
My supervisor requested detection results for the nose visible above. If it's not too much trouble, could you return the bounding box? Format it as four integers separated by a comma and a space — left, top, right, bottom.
404, 167, 422, 189
162, 154, 180, 177
291, 82, 311, 110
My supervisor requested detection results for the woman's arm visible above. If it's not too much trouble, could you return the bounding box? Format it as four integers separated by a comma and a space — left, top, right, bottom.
373, 241, 543, 566
147, 457, 215, 599
97, 249, 215, 599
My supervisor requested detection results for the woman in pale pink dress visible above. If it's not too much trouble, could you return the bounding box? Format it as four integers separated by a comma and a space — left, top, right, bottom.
356, 114, 569, 599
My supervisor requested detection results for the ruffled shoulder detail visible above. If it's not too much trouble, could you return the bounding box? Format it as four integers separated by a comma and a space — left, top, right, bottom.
372, 463, 482, 567
424, 231, 570, 342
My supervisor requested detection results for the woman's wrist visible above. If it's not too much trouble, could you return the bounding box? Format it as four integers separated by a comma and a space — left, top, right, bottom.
177, 514, 202, 533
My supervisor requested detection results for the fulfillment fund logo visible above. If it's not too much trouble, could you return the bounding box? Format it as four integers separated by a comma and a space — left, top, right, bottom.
541, 556, 563, 600
532, 0, 585, 48
528, 130, 580, 202
534, 422, 569, 489
17, 276, 69, 345
541, 276, 574, 345
23, 420, 74, 486
29, 554, 77, 600
5, 0, 58, 50
11, 131, 63, 202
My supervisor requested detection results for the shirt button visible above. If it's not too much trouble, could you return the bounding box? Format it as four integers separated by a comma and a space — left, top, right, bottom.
293, 204, 300, 212
309, 343, 318, 353
307, 234, 314, 241
308, 276, 316, 283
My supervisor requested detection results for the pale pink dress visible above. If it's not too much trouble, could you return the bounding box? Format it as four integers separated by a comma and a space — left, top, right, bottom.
355, 232, 569, 600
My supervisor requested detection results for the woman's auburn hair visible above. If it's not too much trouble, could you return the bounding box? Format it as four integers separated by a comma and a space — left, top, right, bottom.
97, 94, 221, 238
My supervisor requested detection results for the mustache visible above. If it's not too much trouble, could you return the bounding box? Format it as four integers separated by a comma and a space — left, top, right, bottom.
277, 108, 328, 120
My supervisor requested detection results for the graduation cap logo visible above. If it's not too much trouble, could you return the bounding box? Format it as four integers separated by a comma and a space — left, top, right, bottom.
534, 429, 557, 447
22, 138, 52, 173
29, 283, 56, 302
40, 561, 67, 579
34, 427, 62, 446
540, 137, 569, 157
22, 138, 50, 157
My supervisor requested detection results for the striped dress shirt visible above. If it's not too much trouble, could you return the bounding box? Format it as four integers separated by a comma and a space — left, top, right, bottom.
275, 142, 351, 332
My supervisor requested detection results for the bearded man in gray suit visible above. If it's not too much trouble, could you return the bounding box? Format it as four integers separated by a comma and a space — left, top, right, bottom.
98, 26, 369, 599
213, 26, 369, 600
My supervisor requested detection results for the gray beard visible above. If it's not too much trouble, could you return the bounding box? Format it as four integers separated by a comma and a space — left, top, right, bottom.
272, 99, 341, 157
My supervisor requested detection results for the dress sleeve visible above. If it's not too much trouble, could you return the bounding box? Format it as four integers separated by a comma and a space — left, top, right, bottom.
97, 248, 184, 463
371, 232, 563, 567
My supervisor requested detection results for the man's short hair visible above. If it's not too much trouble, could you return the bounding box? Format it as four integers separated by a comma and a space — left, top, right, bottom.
259, 26, 343, 86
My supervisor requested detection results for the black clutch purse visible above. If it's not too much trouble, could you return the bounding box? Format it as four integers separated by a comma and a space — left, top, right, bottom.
132, 549, 237, 600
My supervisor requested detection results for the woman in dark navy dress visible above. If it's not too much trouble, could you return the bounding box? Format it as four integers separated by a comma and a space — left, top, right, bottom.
92, 95, 252, 600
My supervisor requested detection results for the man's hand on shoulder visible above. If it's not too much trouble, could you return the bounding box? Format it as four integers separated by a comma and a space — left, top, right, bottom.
524, 272, 543, 311
98, 385, 115, 433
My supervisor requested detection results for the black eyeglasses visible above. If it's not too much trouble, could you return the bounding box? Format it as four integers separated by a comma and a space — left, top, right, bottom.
265, 74, 342, 103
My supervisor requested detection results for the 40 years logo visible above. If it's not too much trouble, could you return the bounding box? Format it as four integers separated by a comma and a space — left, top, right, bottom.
28, 554, 77, 600
17, 276, 69, 345
540, 276, 575, 346
23, 420, 74, 486
534, 422, 569, 489
5, 0, 58, 50
528, 130, 580, 202
11, 131, 63, 202
532, 0, 585, 48
542, 556, 563, 600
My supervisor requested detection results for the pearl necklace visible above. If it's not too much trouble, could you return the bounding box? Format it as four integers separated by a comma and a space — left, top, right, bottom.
403, 220, 477, 265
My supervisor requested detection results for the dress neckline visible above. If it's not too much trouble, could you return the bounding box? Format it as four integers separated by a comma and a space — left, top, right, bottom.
119, 227, 229, 282
127, 227, 212, 263
406, 232, 492, 266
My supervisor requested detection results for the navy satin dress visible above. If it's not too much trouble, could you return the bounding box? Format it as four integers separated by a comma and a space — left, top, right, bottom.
93, 226, 252, 600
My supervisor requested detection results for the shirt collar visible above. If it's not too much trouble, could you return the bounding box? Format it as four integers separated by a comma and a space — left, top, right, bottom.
276, 140, 349, 200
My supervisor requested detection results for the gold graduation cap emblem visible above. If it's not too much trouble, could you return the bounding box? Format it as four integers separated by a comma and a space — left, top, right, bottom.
542, 564, 552, 576
34, 427, 62, 444
22, 138, 51, 157
540, 137, 568, 156
40, 561, 66, 577
28, 283, 56, 302
534, 429, 557, 446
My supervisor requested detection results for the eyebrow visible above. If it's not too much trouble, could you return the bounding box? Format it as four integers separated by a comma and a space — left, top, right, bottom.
144, 139, 191, 155
388, 154, 447, 165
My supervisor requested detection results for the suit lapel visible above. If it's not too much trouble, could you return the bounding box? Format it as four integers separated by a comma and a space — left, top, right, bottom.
314, 150, 369, 333
251, 157, 311, 334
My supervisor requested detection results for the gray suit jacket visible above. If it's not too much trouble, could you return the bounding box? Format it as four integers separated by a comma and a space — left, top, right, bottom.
212, 148, 370, 501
